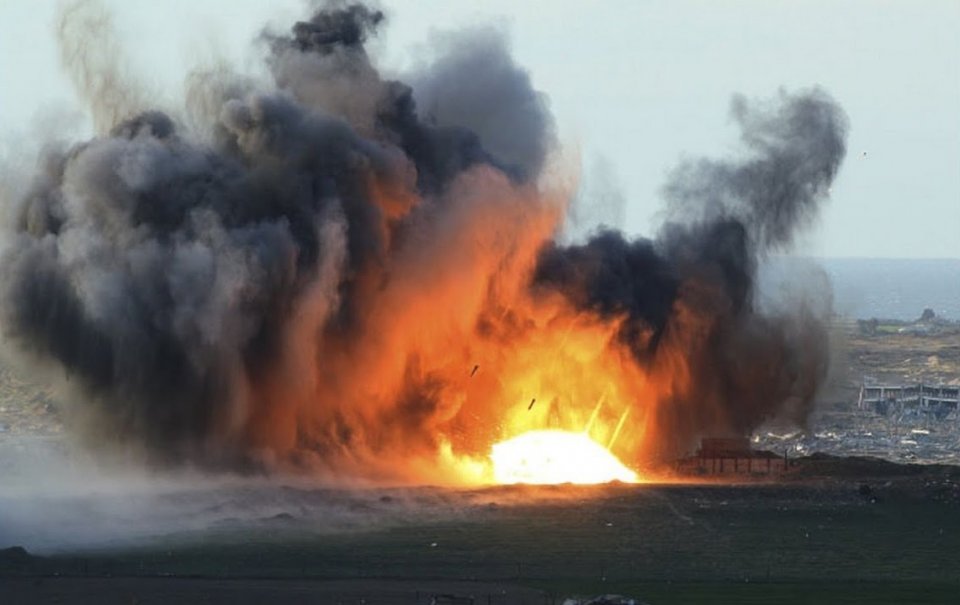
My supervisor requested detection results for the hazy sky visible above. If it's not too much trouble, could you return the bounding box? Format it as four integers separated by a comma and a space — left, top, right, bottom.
1, 0, 957, 258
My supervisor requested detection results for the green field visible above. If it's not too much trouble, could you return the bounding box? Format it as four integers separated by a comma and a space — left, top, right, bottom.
4, 476, 959, 604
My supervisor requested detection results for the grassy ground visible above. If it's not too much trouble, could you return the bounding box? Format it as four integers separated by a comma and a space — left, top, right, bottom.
3, 479, 959, 603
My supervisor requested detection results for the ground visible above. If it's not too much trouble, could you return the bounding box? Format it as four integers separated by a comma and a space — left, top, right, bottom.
1, 322, 959, 604
2, 471, 960, 604
837, 319, 960, 387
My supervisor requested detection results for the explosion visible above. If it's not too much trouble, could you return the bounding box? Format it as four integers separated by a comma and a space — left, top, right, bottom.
492, 431, 638, 485
0, 3, 847, 485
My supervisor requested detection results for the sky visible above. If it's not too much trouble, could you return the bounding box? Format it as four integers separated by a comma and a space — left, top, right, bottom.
0, 0, 957, 258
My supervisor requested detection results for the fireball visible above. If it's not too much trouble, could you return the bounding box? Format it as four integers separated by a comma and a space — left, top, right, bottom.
490, 430, 638, 485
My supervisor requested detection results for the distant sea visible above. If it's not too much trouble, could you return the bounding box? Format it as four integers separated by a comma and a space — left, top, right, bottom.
759, 258, 960, 321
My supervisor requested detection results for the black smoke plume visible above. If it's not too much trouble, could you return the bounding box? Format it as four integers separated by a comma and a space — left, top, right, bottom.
0, 2, 847, 473
538, 90, 847, 453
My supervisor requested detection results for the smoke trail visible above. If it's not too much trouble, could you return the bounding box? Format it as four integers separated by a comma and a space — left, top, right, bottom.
0, 2, 847, 478
56, 0, 146, 134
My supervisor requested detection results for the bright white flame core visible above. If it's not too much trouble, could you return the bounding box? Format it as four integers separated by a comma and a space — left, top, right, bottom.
490, 429, 638, 485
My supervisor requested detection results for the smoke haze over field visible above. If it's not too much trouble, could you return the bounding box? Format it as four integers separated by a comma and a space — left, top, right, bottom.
0, 1, 847, 481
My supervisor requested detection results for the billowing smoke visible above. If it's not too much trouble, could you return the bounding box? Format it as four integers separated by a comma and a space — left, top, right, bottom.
0, 2, 847, 479
537, 90, 846, 456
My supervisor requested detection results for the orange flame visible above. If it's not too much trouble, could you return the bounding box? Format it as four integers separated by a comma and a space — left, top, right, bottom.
238, 165, 718, 486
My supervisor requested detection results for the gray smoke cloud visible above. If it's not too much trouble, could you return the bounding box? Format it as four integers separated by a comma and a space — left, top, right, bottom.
0, 2, 553, 468
0, 1, 847, 473
663, 89, 846, 251
409, 26, 555, 183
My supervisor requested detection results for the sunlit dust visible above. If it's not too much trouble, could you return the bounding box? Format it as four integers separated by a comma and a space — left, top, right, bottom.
490, 430, 639, 485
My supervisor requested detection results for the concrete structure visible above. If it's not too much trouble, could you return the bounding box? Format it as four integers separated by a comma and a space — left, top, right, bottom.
858, 382, 959, 419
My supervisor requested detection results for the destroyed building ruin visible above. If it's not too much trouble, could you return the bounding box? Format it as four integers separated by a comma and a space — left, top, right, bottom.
859, 383, 960, 419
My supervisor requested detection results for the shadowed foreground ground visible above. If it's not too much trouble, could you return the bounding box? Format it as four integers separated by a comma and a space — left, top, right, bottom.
1, 577, 956, 605
3, 458, 960, 604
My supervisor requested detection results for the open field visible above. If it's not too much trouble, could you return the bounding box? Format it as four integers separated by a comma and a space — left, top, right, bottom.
841, 326, 960, 387
1, 577, 956, 605
3, 466, 960, 604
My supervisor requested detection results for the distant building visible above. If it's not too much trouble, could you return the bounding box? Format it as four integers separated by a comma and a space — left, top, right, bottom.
676, 437, 787, 476
858, 382, 959, 419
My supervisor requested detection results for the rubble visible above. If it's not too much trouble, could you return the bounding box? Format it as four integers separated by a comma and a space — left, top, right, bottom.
754, 407, 960, 465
